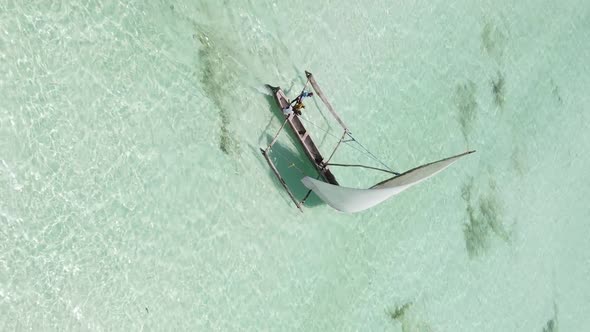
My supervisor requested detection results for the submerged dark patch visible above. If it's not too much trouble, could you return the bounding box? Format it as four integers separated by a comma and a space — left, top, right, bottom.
196, 30, 239, 155
388, 302, 413, 321
454, 81, 478, 142
387, 302, 434, 332
511, 145, 527, 176
492, 71, 505, 108
542, 302, 559, 332
462, 178, 511, 258
219, 111, 233, 154
550, 79, 563, 105
542, 318, 557, 332
481, 19, 508, 62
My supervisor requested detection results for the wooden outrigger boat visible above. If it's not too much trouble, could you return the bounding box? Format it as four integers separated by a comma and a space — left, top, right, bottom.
262, 71, 474, 213
261, 71, 343, 211
264, 85, 339, 186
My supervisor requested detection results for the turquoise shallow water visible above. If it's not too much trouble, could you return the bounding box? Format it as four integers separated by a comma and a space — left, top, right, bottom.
1, 1, 589, 331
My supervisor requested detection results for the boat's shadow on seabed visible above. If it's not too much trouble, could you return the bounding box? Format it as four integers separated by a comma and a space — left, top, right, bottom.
262, 137, 323, 208
255, 92, 324, 209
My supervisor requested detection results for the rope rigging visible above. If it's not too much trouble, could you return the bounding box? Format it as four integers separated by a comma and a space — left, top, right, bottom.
269, 115, 400, 176
264, 73, 400, 190
295, 116, 399, 174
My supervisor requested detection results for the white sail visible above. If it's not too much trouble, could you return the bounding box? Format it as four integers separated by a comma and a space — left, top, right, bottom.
301, 151, 475, 213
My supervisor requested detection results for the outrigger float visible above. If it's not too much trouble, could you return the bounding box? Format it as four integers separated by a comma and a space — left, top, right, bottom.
262, 71, 474, 213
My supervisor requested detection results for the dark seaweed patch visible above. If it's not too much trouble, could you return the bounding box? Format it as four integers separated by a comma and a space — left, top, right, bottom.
461, 177, 473, 202
481, 20, 507, 62
511, 145, 527, 176
387, 302, 434, 332
388, 302, 413, 321
464, 204, 487, 256
454, 81, 478, 142
492, 71, 505, 108
219, 111, 232, 154
197, 30, 239, 155
462, 178, 511, 258
542, 319, 557, 332
550, 79, 563, 105
542, 302, 559, 332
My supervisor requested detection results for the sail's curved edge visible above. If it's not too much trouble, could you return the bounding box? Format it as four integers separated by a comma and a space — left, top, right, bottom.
301, 151, 475, 213
301, 177, 406, 213
371, 150, 475, 189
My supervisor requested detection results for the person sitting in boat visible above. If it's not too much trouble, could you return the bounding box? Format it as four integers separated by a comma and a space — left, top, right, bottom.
292, 101, 304, 116
291, 91, 314, 106
290, 91, 314, 116
282, 104, 293, 116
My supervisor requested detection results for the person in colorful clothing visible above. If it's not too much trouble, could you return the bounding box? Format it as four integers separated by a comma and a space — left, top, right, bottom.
290, 91, 314, 116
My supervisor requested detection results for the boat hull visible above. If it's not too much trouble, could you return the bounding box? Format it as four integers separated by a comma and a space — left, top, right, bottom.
268, 85, 339, 185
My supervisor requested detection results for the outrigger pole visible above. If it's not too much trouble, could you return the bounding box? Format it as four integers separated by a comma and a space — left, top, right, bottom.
260, 113, 303, 212
305, 71, 348, 131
